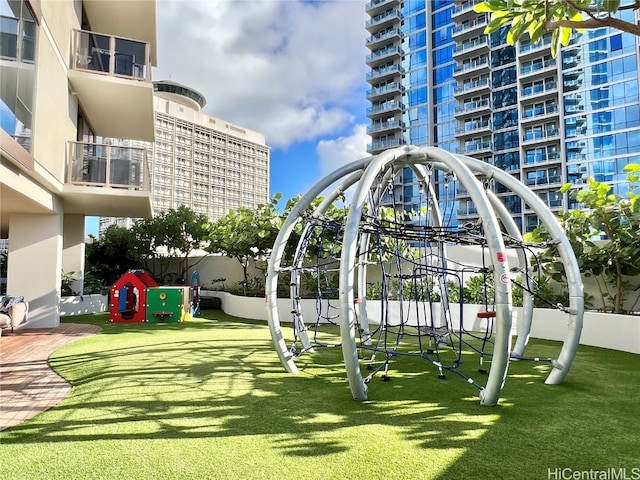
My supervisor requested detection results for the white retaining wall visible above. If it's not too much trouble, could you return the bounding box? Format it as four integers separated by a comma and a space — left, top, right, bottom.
58, 291, 639, 354
205, 292, 640, 354
60, 294, 108, 316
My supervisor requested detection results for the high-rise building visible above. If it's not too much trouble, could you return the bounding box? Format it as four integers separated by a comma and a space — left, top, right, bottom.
1, 0, 158, 327
99, 81, 270, 234
365, 0, 640, 232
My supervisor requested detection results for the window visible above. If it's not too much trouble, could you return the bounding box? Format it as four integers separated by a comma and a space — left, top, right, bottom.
410, 30, 427, 49
408, 87, 427, 107
410, 49, 427, 68
0, 0, 36, 152
493, 108, 518, 130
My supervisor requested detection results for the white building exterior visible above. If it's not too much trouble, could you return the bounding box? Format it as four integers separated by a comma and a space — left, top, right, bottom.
99, 81, 270, 233
1, 0, 158, 328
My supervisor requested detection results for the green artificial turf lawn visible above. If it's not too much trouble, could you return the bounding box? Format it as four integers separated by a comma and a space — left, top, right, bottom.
1, 311, 638, 480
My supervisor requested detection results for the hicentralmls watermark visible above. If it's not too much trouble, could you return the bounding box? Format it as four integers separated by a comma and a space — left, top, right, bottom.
548, 468, 640, 480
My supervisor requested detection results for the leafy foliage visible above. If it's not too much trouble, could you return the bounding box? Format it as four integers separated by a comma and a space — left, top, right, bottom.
525, 164, 640, 313
130, 206, 209, 284
475, 0, 640, 57
364, 272, 567, 308
85, 207, 209, 292
60, 271, 78, 296
85, 226, 140, 292
205, 195, 284, 295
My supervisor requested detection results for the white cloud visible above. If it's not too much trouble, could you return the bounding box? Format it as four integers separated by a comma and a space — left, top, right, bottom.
316, 123, 370, 176
155, 0, 369, 148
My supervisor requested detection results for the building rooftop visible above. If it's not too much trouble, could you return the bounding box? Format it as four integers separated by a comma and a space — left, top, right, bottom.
153, 80, 206, 111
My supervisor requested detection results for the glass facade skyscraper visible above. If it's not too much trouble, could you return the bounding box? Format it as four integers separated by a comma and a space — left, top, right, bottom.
365, 0, 640, 232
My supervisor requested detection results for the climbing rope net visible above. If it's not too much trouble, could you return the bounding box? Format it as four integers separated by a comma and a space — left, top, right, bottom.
266, 146, 584, 406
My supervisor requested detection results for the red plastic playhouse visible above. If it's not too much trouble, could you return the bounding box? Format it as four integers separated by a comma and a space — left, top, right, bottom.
110, 270, 158, 323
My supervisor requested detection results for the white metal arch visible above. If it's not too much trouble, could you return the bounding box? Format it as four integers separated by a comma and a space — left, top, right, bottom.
266, 146, 583, 405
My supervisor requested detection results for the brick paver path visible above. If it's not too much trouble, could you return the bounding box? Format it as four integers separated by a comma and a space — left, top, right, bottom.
0, 323, 101, 430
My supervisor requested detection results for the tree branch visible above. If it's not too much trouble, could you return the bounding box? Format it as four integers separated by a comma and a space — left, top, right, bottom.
544, 17, 640, 37
564, 0, 598, 21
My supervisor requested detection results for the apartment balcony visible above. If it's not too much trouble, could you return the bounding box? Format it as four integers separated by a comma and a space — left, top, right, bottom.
366, 28, 403, 50
525, 175, 563, 188
523, 151, 561, 166
62, 141, 152, 218
367, 119, 405, 135
454, 77, 490, 97
367, 101, 405, 119
521, 128, 560, 145
366, 82, 405, 100
456, 186, 470, 197
518, 36, 553, 60
82, 0, 157, 67
456, 206, 478, 217
455, 98, 491, 118
520, 80, 558, 100
453, 57, 490, 78
453, 16, 488, 40
455, 120, 491, 138
366, 9, 403, 32
366, 45, 404, 68
68, 29, 155, 141
452, 0, 484, 20
366, 64, 405, 83
524, 198, 563, 212
459, 141, 492, 155
562, 49, 582, 69
563, 78, 584, 91
519, 58, 557, 79
365, 0, 400, 17
367, 137, 406, 154
520, 104, 559, 123
544, 198, 564, 212
453, 37, 489, 60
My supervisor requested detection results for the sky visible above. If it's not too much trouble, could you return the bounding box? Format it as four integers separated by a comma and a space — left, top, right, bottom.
155, 0, 371, 202
87, 0, 370, 236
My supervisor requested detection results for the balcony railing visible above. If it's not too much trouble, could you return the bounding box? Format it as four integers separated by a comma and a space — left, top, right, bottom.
68, 141, 150, 189
453, 37, 489, 56
366, 9, 403, 30
366, 82, 405, 99
456, 120, 491, 135
367, 64, 405, 81
454, 78, 490, 95
72, 29, 151, 81
366, 45, 404, 64
456, 206, 478, 216
520, 81, 557, 98
453, 0, 483, 16
460, 141, 492, 154
455, 98, 490, 114
524, 152, 561, 164
453, 17, 487, 36
366, 28, 403, 47
453, 57, 489, 75
522, 128, 559, 142
521, 104, 558, 120
365, 0, 398, 14
367, 119, 405, 134
520, 58, 557, 76
367, 137, 406, 152
519, 36, 553, 54
367, 100, 405, 116
525, 175, 562, 186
